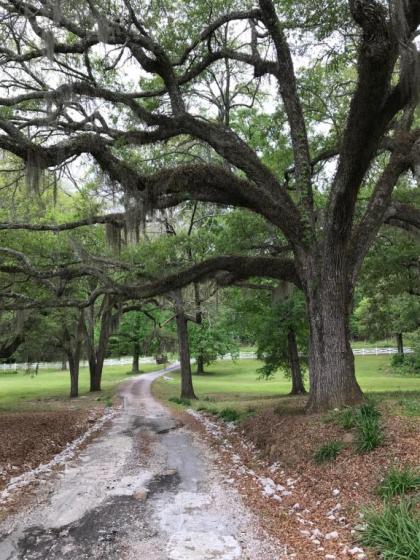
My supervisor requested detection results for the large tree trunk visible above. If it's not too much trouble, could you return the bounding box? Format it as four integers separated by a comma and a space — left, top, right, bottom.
68, 355, 79, 399
132, 340, 140, 374
305, 263, 363, 412
175, 307, 196, 400
287, 328, 306, 395
396, 332, 404, 356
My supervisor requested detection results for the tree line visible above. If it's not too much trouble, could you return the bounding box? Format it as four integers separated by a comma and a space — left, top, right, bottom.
0, 0, 419, 410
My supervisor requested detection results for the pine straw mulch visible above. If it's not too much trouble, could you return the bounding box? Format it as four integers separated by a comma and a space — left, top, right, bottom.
0, 407, 103, 497
179, 403, 420, 560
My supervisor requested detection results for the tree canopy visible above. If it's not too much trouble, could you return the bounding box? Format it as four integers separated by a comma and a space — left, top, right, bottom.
0, 0, 419, 410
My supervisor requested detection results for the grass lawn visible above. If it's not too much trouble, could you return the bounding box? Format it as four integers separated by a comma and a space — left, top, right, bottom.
154, 355, 420, 416
0, 362, 162, 412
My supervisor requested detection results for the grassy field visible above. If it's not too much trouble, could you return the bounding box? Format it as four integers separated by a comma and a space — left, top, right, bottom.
154, 356, 420, 416
0, 362, 161, 412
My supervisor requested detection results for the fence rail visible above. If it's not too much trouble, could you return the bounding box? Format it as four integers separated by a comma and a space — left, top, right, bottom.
0, 347, 413, 372
352, 347, 413, 356
0, 356, 155, 373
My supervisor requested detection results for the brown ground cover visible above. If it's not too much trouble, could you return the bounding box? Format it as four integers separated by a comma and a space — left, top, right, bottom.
181, 402, 420, 559
0, 407, 102, 494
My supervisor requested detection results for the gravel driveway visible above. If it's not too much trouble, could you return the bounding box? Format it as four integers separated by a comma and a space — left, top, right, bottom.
0, 366, 282, 559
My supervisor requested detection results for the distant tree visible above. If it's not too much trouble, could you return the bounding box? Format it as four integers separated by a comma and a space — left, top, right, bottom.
189, 316, 239, 374
0, 1, 419, 411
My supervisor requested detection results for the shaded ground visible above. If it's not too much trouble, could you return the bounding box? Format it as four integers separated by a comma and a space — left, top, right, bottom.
0, 366, 281, 560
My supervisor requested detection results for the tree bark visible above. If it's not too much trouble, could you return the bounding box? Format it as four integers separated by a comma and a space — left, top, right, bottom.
175, 305, 196, 400
132, 340, 140, 374
304, 259, 363, 412
89, 358, 102, 392
193, 282, 205, 375
83, 296, 117, 393
287, 328, 306, 395
396, 332, 404, 356
68, 354, 79, 398
196, 354, 205, 375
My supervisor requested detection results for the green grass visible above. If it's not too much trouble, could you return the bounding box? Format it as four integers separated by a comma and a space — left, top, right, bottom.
377, 467, 420, 499
0, 363, 162, 412
360, 499, 420, 560
168, 396, 192, 406
154, 356, 420, 415
314, 440, 344, 463
356, 415, 384, 453
217, 407, 241, 422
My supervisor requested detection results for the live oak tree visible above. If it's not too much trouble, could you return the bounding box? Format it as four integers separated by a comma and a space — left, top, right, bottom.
0, 1, 419, 410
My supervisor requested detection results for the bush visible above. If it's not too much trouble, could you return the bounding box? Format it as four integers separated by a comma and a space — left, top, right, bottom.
355, 401, 384, 453
358, 400, 381, 420
391, 353, 405, 367
218, 408, 240, 422
168, 396, 192, 406
314, 441, 343, 464
356, 415, 384, 453
360, 499, 420, 560
377, 467, 420, 499
338, 407, 357, 429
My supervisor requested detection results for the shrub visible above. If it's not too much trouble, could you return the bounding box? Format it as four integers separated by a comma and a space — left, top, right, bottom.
338, 407, 356, 429
356, 415, 384, 453
377, 467, 420, 499
168, 396, 191, 406
218, 408, 240, 422
360, 499, 420, 560
391, 353, 405, 367
358, 400, 381, 420
314, 441, 343, 464
355, 401, 384, 453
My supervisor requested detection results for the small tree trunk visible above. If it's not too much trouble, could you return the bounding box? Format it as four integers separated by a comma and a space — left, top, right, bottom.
61, 358, 67, 371
89, 357, 102, 392
396, 332, 404, 356
132, 340, 140, 374
305, 270, 363, 412
68, 355, 79, 398
287, 328, 306, 395
175, 309, 196, 400
193, 282, 205, 375
196, 354, 205, 375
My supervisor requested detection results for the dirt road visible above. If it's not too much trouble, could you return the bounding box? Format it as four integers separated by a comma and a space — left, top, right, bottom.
0, 366, 281, 559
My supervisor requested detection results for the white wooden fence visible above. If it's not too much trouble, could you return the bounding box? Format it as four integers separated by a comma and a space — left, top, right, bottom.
0, 347, 413, 373
0, 356, 155, 373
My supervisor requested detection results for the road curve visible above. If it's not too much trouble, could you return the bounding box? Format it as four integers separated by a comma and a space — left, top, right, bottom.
0, 365, 281, 559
